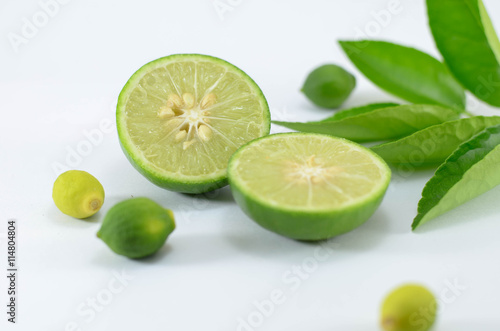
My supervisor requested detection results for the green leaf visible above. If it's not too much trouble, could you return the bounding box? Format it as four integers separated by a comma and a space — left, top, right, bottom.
413, 124, 500, 229
272, 104, 459, 142
427, 0, 500, 107
371, 116, 500, 167
479, 0, 500, 63
339, 40, 466, 110
321, 102, 399, 122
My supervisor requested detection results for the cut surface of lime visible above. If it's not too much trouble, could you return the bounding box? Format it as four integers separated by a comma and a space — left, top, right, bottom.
117, 54, 270, 193
228, 133, 391, 240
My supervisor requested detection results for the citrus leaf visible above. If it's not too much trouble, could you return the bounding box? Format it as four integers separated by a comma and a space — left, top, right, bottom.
371, 116, 500, 167
272, 104, 459, 142
339, 40, 466, 110
321, 102, 399, 122
427, 0, 500, 107
479, 0, 500, 63
413, 124, 500, 229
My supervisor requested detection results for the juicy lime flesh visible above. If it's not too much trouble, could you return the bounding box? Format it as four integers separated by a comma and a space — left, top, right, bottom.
119, 55, 269, 186
230, 134, 389, 212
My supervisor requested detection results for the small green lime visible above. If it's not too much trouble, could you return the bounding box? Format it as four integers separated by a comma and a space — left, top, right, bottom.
381, 284, 437, 331
52, 170, 105, 219
97, 198, 175, 259
228, 133, 390, 240
301, 64, 356, 109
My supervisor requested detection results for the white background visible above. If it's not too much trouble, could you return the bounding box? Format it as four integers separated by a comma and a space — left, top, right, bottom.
1, 0, 500, 330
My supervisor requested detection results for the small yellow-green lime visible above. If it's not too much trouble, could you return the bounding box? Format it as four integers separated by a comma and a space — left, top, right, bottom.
52, 170, 105, 219
97, 198, 176, 259
381, 284, 437, 331
301, 64, 356, 109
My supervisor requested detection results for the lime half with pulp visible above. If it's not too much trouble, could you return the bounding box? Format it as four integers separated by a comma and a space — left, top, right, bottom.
117, 54, 270, 194
228, 133, 391, 240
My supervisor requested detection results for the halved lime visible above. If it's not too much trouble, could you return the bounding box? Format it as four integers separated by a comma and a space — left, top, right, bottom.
117, 54, 270, 194
228, 133, 391, 240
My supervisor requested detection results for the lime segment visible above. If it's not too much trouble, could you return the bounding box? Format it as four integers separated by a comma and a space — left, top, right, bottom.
228, 133, 391, 240
117, 54, 270, 193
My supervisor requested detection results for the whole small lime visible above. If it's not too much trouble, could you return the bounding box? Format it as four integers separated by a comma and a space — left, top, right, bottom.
97, 198, 176, 259
381, 284, 437, 331
301, 64, 356, 109
52, 170, 105, 219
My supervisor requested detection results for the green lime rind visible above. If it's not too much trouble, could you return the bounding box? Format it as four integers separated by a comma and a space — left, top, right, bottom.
97, 197, 176, 259
118, 142, 229, 194
117, 54, 271, 194
301, 64, 356, 109
228, 133, 391, 241
272, 104, 459, 143
427, 0, 500, 107
413, 124, 500, 230
321, 102, 399, 122
372, 116, 500, 167
230, 183, 387, 240
339, 40, 466, 110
